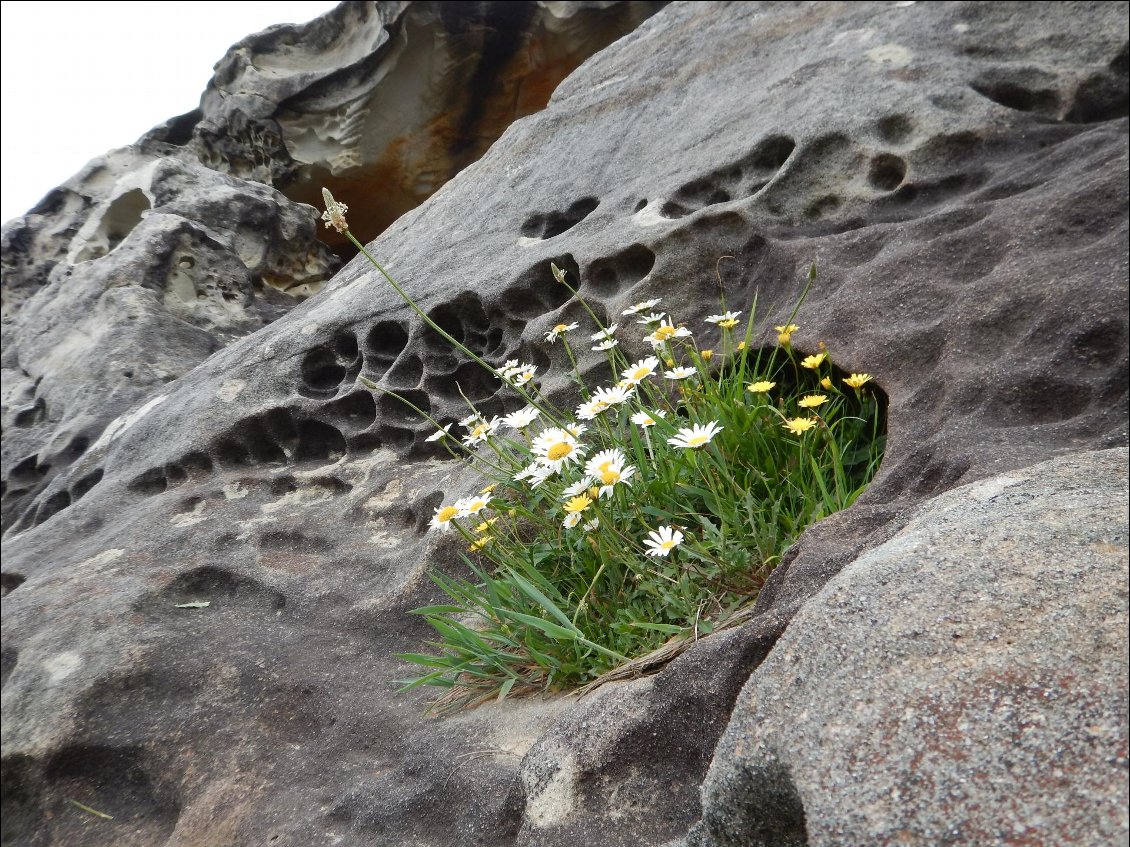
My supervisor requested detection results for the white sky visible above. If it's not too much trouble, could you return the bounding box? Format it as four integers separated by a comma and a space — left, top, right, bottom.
0, 0, 340, 224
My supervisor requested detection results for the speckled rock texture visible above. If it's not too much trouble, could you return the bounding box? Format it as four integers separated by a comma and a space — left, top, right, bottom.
686, 447, 1130, 847
2, 1, 1128, 846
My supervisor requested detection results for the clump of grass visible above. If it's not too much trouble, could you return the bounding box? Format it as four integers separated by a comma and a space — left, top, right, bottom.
321, 191, 885, 709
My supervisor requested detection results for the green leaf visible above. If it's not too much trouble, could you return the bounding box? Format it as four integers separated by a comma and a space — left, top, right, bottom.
626, 621, 684, 635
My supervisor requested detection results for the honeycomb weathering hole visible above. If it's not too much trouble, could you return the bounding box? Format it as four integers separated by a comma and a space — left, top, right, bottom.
584, 244, 656, 297
749, 134, 797, 171
295, 420, 347, 463
300, 348, 346, 394
322, 391, 378, 429
377, 389, 431, 427
1, 573, 26, 597
868, 154, 907, 191
366, 321, 410, 360
520, 197, 599, 239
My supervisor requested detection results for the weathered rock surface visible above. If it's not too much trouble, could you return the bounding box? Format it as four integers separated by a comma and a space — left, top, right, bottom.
2, 2, 1128, 846
687, 447, 1129, 847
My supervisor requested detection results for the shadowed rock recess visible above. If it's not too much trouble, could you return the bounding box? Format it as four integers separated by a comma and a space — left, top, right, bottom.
1, 2, 1127, 846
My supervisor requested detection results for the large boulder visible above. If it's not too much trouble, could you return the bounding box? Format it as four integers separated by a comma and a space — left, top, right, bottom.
2, 2, 1127, 846
688, 447, 1129, 847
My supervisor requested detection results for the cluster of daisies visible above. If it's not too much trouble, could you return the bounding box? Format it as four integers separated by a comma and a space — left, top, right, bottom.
425, 297, 750, 556
426, 296, 875, 563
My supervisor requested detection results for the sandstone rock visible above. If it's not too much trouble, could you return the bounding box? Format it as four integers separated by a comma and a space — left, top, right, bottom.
174, 0, 669, 250
1, 1, 1127, 846
687, 447, 1129, 847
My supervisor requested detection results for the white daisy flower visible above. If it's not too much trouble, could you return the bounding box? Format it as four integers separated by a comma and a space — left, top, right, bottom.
635, 311, 667, 325
585, 448, 628, 479
459, 412, 484, 429
590, 324, 618, 341
495, 359, 521, 380
577, 398, 611, 420
645, 322, 693, 347
529, 464, 557, 488
592, 338, 619, 352
631, 409, 667, 428
455, 495, 490, 517
463, 416, 501, 445
564, 423, 589, 438
664, 366, 697, 380
561, 478, 596, 499
531, 427, 586, 471
424, 423, 453, 442
622, 298, 662, 316
643, 525, 684, 557
621, 356, 660, 385
502, 406, 541, 430
509, 365, 538, 387
705, 310, 742, 326
545, 321, 580, 343
514, 462, 541, 482
666, 421, 724, 449
429, 503, 461, 532
582, 517, 600, 532
598, 469, 632, 498
562, 512, 583, 529
592, 384, 634, 406
585, 452, 637, 498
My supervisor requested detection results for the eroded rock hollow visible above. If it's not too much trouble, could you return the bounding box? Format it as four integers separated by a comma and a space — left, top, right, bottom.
2, 2, 1127, 846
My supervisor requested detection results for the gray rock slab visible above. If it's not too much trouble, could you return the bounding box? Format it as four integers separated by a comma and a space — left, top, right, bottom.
690, 447, 1130, 847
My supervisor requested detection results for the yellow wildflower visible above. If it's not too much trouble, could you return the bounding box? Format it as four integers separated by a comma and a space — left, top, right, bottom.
701, 349, 714, 361
845, 373, 873, 388
797, 394, 828, 409
801, 352, 827, 369
747, 380, 776, 394
820, 376, 833, 390
782, 417, 818, 435
564, 494, 593, 514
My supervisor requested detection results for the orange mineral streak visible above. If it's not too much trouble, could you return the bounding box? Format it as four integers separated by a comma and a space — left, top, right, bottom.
282, 33, 614, 254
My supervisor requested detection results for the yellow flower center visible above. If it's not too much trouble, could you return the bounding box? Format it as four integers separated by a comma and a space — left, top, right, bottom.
471, 424, 488, 438
600, 469, 620, 485
654, 326, 677, 341
547, 442, 573, 461
718, 319, 739, 330
437, 506, 459, 522
661, 539, 677, 550
687, 434, 709, 447
630, 367, 650, 380
553, 323, 568, 333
